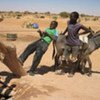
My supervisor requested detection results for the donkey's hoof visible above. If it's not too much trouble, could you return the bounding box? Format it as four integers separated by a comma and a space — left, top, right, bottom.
81, 69, 85, 75
55, 70, 65, 75
68, 73, 74, 77
87, 72, 92, 77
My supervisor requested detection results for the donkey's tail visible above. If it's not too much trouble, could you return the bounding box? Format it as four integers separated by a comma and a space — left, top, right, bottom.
52, 41, 56, 59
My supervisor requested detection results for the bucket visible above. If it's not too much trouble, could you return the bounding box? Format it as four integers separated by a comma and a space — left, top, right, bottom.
7, 33, 17, 41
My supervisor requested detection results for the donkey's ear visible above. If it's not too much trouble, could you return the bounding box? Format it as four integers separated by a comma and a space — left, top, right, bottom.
89, 27, 94, 33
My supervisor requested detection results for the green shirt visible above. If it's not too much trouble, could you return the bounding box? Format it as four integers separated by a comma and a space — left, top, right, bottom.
42, 28, 58, 44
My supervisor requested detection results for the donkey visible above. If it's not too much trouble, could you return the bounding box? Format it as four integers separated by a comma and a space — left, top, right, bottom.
80, 30, 100, 75
53, 30, 100, 77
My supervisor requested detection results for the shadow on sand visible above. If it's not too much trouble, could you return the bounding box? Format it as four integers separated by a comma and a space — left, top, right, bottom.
36, 65, 56, 75
36, 65, 100, 76
91, 70, 100, 74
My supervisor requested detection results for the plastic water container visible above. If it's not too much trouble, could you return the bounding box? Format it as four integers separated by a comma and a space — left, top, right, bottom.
32, 23, 39, 29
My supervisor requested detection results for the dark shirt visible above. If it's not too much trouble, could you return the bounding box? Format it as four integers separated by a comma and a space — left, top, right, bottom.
66, 21, 82, 46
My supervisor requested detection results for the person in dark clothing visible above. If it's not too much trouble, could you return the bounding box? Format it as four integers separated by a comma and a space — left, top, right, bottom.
62, 11, 91, 62
18, 21, 58, 76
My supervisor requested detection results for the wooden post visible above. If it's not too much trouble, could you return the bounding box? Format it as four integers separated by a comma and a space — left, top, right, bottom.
0, 42, 27, 77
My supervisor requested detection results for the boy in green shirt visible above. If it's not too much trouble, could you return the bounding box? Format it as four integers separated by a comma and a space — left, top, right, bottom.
18, 21, 58, 76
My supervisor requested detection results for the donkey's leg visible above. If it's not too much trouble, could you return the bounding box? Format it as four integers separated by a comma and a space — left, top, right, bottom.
56, 47, 69, 75
53, 54, 60, 71
86, 56, 92, 76
55, 57, 66, 75
68, 62, 77, 77
80, 58, 86, 75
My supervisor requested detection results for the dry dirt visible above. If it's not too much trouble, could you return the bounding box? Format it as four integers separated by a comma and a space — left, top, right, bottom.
0, 17, 100, 100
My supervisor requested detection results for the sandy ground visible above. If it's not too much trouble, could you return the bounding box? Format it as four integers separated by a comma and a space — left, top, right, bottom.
0, 17, 100, 100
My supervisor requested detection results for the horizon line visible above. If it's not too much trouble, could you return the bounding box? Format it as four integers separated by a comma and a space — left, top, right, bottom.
0, 10, 100, 17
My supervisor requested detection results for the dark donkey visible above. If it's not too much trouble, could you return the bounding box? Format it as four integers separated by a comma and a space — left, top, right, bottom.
53, 29, 100, 76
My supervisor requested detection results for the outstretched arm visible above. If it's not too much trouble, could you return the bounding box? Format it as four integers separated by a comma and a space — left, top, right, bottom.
37, 29, 44, 37
44, 32, 57, 41
62, 27, 68, 35
79, 25, 91, 35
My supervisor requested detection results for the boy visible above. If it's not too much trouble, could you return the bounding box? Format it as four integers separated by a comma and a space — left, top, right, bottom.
18, 21, 58, 76
62, 11, 90, 62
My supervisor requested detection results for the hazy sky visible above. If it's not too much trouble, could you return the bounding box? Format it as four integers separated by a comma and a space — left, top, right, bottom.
0, 0, 100, 16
